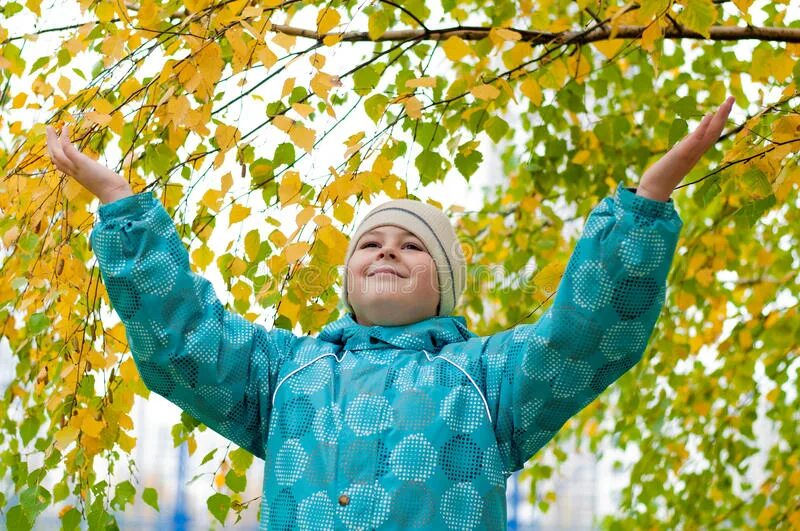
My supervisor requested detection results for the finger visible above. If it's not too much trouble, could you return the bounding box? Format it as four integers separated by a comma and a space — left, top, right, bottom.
705, 97, 734, 140
59, 126, 81, 161
55, 126, 80, 174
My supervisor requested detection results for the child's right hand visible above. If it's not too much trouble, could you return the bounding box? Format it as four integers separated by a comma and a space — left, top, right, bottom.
45, 124, 133, 204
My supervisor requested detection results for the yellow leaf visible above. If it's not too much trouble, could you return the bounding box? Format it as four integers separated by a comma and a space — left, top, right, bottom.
289, 122, 316, 153
118, 414, 133, 431
200, 188, 224, 213
272, 115, 293, 133
757, 505, 777, 527
533, 261, 565, 301
406, 77, 437, 89
317, 8, 340, 34
58, 505, 75, 519
268, 254, 288, 276
296, 206, 316, 227
520, 77, 543, 106
119, 357, 139, 383
404, 96, 422, 118
292, 102, 314, 118
308, 53, 325, 70
676, 291, 695, 311
695, 268, 714, 288
640, 21, 662, 52
593, 39, 624, 60
117, 431, 136, 452
137, 0, 160, 26
442, 36, 473, 62
85, 111, 111, 126
490, 27, 522, 44
54, 426, 79, 451
317, 225, 348, 263
11, 92, 27, 108
215, 123, 240, 151
771, 115, 800, 143
192, 243, 215, 270
310, 71, 339, 101
272, 32, 296, 52
256, 43, 278, 68
470, 84, 500, 101
96, 1, 115, 22
270, 229, 288, 247
334, 201, 354, 224
244, 230, 261, 261
187, 435, 197, 456
282, 77, 295, 98
278, 295, 301, 323
323, 34, 343, 46
279, 171, 302, 206
284, 242, 311, 262
81, 414, 105, 438
229, 204, 251, 224
539, 58, 568, 89
572, 150, 591, 164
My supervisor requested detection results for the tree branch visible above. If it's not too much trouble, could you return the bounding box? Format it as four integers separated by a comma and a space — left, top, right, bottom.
268, 23, 800, 44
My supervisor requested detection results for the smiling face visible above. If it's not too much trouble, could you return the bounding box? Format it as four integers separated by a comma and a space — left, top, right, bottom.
346, 225, 439, 326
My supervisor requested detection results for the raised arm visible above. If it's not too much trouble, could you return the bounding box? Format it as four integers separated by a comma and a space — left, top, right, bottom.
484, 184, 683, 472
46, 124, 296, 458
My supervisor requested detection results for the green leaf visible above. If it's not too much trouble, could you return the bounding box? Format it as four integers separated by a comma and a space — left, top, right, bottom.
111, 480, 136, 511
53, 480, 70, 503
19, 416, 39, 445
274, 143, 295, 166
668, 118, 688, 147
61, 507, 82, 530
415, 150, 446, 185
679, 0, 717, 38
639, 0, 671, 19
225, 470, 247, 493
455, 145, 483, 180
142, 487, 160, 511
484, 116, 509, 143
27, 312, 49, 335
207, 493, 231, 524
19, 486, 50, 520
353, 64, 380, 96
364, 94, 389, 124
200, 448, 218, 466
6, 505, 32, 531
367, 9, 390, 40
229, 447, 254, 472
2, 2, 24, 16
18, 232, 39, 253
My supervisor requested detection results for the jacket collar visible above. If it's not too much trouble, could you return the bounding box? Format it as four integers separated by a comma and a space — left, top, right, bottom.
319, 312, 475, 352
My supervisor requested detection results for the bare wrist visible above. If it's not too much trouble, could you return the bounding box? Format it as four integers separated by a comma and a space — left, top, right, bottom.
635, 182, 671, 202
99, 182, 133, 204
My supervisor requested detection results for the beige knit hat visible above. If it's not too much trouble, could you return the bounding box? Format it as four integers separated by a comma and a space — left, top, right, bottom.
342, 199, 466, 317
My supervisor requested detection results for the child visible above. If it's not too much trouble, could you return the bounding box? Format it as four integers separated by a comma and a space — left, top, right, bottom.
45, 97, 734, 529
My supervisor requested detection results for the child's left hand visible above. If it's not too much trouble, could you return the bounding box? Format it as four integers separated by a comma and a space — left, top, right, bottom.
637, 96, 735, 202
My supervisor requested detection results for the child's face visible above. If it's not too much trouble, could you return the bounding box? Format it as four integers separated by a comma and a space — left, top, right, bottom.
347, 225, 439, 326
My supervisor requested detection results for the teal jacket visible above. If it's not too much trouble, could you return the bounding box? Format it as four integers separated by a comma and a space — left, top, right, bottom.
90, 182, 682, 529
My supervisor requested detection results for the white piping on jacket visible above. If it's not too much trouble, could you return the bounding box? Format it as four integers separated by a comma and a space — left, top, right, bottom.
271, 348, 493, 426
272, 350, 347, 406
423, 349, 493, 424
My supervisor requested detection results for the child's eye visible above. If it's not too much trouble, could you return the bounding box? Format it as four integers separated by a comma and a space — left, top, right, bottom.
404, 243, 423, 251
360, 241, 379, 249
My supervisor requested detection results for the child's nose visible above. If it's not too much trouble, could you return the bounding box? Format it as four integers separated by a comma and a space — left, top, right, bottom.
378, 246, 397, 259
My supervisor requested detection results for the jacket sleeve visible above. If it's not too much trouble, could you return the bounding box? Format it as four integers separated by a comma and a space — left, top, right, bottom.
89, 191, 296, 459
483, 181, 683, 473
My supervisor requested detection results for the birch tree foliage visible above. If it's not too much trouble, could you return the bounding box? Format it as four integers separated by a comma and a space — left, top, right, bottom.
1, 0, 799, 527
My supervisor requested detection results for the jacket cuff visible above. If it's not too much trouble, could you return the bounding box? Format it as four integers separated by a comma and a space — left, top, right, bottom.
97, 191, 157, 223
615, 181, 678, 221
